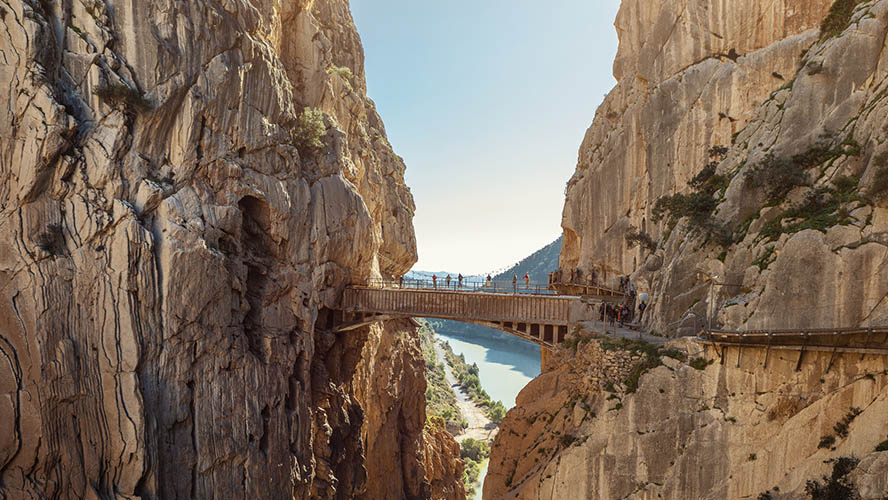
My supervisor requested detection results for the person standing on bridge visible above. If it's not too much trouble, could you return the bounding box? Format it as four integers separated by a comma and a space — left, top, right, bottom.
524, 273, 530, 289
512, 274, 518, 292
432, 274, 437, 289
486, 274, 492, 287
445, 274, 451, 289
458, 273, 463, 289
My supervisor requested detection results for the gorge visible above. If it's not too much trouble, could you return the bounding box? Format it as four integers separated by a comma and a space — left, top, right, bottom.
3, 0, 888, 499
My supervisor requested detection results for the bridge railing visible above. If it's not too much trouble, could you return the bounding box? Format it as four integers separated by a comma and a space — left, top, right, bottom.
357, 278, 560, 296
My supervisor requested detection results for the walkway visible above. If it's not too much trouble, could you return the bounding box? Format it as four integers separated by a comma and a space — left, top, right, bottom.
580, 321, 668, 345
338, 283, 621, 348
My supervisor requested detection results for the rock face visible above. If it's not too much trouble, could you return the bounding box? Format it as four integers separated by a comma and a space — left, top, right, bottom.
0, 1, 459, 499
561, 0, 888, 334
485, 337, 888, 499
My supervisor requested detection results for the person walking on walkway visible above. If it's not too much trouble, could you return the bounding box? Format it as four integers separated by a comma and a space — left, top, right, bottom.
399, 275, 403, 288
512, 274, 518, 292
486, 274, 492, 287
458, 273, 463, 289
432, 274, 437, 289
445, 274, 451, 289
524, 273, 530, 289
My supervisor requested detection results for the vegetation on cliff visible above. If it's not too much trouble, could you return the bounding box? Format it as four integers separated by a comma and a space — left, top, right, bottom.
441, 341, 508, 423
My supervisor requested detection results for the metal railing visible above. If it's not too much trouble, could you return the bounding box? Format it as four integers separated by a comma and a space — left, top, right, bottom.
355, 278, 560, 296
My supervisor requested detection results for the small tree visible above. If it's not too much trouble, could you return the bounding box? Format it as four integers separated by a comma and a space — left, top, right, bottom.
294, 107, 326, 152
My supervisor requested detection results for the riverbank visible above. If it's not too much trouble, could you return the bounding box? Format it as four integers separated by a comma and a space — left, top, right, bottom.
434, 343, 497, 443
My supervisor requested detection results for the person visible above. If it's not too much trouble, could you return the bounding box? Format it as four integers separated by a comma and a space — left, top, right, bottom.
486, 274, 492, 287
524, 273, 530, 289
432, 274, 437, 289
569, 268, 575, 283
399, 275, 404, 288
458, 273, 463, 289
638, 301, 647, 321
512, 274, 518, 292
590, 269, 597, 286
445, 274, 451, 289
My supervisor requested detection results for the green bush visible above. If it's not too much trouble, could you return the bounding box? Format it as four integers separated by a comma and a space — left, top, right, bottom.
820, 0, 866, 40
460, 438, 490, 462
294, 107, 326, 152
876, 439, 888, 452
689, 357, 713, 370
805, 456, 860, 500
95, 82, 152, 112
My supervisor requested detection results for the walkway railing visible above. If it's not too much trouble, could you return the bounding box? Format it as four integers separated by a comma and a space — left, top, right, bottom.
361, 278, 560, 296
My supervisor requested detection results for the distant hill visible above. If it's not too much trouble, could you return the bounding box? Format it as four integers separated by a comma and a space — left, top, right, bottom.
493, 236, 562, 283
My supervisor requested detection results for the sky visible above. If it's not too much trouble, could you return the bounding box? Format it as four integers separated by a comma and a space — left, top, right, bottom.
351, 0, 622, 275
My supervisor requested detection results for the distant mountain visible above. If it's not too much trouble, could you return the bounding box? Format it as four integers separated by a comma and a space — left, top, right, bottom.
493, 236, 562, 283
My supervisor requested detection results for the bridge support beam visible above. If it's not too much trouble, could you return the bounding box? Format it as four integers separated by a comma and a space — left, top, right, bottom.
540, 346, 554, 372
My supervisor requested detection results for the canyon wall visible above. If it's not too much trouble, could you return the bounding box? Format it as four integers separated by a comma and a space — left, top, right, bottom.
0, 1, 460, 499
485, 337, 888, 499
561, 0, 888, 334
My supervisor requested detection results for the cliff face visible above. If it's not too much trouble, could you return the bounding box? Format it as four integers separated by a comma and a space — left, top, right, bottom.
561, 0, 888, 333
485, 337, 888, 499
0, 1, 457, 499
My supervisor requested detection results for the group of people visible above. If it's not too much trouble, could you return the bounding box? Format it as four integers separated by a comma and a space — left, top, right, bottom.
424, 272, 533, 290
549, 267, 598, 286
430, 273, 466, 289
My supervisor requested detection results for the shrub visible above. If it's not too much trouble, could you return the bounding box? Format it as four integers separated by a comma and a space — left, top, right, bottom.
876, 439, 888, 452
95, 82, 152, 112
689, 357, 713, 370
805, 456, 860, 500
294, 107, 327, 152
753, 245, 777, 270
460, 438, 490, 462
818, 435, 836, 449
820, 0, 866, 40
833, 407, 861, 439
625, 227, 657, 251
745, 153, 809, 204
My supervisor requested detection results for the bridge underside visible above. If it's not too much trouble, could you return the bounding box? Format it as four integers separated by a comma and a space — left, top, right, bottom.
332, 311, 569, 348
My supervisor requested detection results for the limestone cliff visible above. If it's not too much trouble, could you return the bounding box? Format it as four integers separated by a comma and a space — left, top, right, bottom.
485, 336, 888, 499
561, 0, 888, 334
0, 1, 459, 499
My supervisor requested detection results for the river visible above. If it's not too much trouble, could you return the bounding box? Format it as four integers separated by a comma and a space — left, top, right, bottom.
435, 327, 541, 500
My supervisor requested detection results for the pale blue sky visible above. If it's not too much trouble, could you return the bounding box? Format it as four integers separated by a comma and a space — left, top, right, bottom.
351, 0, 621, 274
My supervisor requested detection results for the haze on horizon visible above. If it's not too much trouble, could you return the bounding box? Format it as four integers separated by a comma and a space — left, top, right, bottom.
352, 0, 621, 275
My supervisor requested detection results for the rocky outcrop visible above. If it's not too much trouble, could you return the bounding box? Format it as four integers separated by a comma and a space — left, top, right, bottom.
485, 336, 888, 499
0, 1, 456, 499
560, 0, 888, 333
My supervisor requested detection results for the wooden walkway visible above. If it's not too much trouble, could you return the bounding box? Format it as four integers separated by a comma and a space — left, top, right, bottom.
337, 286, 591, 347
704, 327, 888, 370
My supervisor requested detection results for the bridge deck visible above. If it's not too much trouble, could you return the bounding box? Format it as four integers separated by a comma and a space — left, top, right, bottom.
339, 286, 592, 347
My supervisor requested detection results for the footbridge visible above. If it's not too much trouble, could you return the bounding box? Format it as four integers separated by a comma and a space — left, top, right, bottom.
334, 279, 625, 348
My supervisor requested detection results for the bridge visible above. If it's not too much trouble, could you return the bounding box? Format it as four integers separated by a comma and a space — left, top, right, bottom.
334, 279, 625, 348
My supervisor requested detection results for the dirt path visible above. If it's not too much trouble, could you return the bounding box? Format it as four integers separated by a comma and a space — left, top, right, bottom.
434, 343, 497, 443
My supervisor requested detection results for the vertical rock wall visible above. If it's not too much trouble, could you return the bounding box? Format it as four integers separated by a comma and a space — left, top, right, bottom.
561, 0, 888, 334
0, 1, 457, 499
